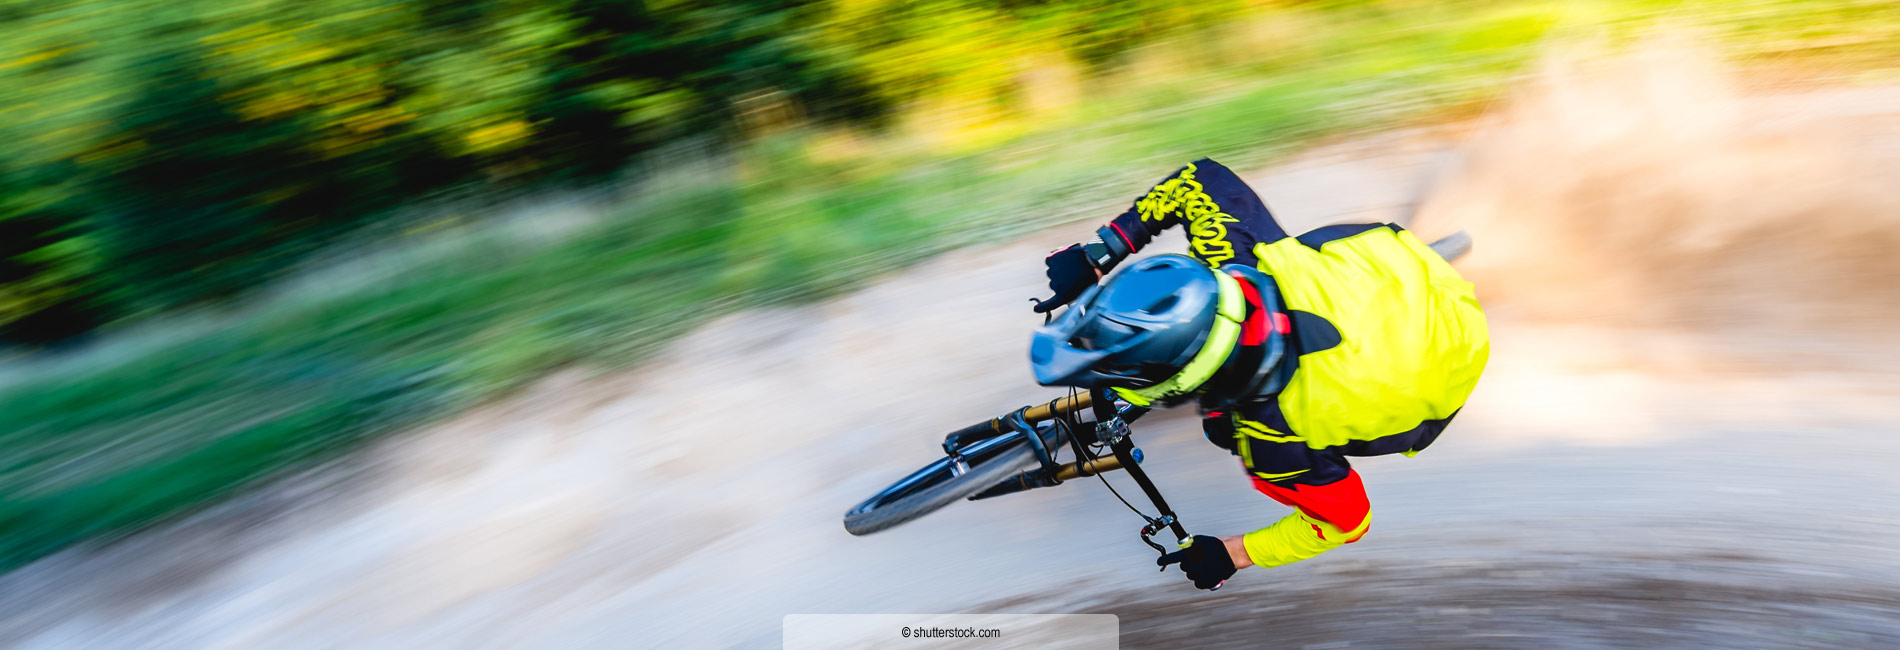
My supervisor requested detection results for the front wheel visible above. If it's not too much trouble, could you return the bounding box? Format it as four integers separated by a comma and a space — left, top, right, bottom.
843, 426, 1059, 536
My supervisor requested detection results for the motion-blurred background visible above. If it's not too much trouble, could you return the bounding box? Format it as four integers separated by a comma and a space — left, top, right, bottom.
3, 1, 1899, 648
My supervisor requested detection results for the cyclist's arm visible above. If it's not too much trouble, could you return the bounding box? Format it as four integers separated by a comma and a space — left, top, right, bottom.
1100, 158, 1288, 269
1240, 470, 1372, 568
1218, 412, 1372, 568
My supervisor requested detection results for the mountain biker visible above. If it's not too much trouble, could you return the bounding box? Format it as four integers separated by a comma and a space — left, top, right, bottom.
1029, 158, 1489, 590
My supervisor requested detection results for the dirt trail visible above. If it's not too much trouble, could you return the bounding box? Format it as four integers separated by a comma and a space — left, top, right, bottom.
5, 51, 1900, 649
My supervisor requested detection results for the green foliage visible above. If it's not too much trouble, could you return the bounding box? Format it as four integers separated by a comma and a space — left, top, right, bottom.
0, 0, 884, 339
0, 0, 1286, 339
4, 0, 1895, 341
0, 172, 107, 343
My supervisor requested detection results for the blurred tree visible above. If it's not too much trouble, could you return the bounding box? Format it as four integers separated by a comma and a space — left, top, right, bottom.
0, 173, 108, 344
0, 0, 1263, 343
95, 44, 344, 309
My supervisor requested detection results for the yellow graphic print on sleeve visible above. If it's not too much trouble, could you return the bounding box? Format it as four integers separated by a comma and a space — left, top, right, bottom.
1133, 163, 1240, 266
1105, 158, 1288, 269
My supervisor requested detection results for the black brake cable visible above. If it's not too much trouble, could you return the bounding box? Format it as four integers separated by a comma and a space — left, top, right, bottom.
1095, 461, 1154, 524
1061, 387, 1090, 467
1045, 417, 1067, 466
1078, 388, 1164, 528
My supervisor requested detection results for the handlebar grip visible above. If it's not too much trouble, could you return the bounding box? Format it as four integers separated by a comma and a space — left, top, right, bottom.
1428, 230, 1472, 263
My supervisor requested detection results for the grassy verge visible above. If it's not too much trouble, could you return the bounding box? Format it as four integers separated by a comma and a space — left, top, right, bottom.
2, 0, 1896, 571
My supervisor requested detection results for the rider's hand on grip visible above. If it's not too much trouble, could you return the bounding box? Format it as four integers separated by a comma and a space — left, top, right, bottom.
1156, 534, 1236, 590
1034, 245, 1097, 313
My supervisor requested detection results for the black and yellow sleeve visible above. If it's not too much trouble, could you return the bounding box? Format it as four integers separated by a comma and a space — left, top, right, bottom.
1104, 158, 1288, 269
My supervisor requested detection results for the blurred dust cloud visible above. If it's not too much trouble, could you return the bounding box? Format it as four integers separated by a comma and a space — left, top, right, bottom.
1418, 39, 1900, 340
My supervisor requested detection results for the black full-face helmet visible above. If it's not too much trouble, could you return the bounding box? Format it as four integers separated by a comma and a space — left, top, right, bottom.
1029, 254, 1268, 407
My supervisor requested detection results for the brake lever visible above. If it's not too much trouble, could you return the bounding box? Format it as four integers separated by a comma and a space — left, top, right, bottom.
1139, 515, 1177, 569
